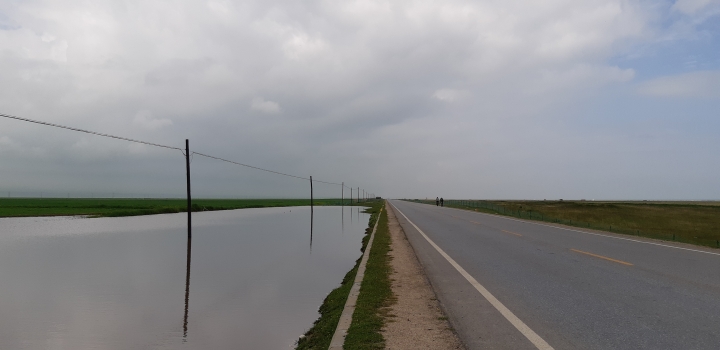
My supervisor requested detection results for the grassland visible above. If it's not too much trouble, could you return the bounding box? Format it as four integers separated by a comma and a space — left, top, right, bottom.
410, 199, 720, 249
0, 198, 360, 218
296, 200, 388, 350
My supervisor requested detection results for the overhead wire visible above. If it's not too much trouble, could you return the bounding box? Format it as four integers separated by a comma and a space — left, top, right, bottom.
191, 152, 308, 180
1, 113, 183, 152
191, 151, 343, 186
2, 113, 366, 193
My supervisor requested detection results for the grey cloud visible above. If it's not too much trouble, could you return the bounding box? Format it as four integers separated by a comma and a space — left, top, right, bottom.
0, 0, 718, 199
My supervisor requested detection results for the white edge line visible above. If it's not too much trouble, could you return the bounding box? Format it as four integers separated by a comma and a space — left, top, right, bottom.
390, 202, 554, 350
328, 206, 383, 350
418, 201, 720, 257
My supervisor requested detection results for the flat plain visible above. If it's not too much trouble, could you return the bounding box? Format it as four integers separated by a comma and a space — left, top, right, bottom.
413, 199, 720, 248
0, 198, 353, 217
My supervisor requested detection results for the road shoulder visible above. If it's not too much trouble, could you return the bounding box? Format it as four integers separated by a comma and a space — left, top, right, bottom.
382, 203, 464, 349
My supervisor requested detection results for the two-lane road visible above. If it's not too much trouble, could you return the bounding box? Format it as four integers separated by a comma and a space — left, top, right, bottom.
388, 200, 720, 350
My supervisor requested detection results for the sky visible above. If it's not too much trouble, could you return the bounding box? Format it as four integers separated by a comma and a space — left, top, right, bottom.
1, 0, 719, 200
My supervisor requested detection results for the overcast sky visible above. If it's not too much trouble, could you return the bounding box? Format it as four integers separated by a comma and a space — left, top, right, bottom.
1, 0, 719, 200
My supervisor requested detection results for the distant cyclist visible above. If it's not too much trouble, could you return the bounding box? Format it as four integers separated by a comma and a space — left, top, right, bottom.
440, 197, 444, 207
436, 197, 439, 206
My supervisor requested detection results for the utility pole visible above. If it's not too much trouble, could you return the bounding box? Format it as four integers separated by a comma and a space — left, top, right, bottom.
183, 138, 192, 340
341, 182, 344, 206
185, 139, 191, 241
310, 176, 314, 212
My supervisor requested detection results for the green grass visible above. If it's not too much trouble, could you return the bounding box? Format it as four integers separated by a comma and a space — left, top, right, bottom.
0, 198, 364, 218
409, 199, 720, 249
295, 201, 385, 350
344, 203, 392, 350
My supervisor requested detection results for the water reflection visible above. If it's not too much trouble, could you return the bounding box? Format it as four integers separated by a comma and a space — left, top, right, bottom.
0, 206, 369, 349
183, 233, 192, 340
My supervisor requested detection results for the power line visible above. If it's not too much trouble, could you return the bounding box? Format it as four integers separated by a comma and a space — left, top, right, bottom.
0, 113, 183, 152
192, 151, 342, 186
2, 113, 362, 191
192, 152, 308, 180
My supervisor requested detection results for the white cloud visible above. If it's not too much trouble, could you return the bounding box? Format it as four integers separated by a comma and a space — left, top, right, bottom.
636, 71, 720, 98
0, 0, 718, 199
433, 89, 470, 102
50, 40, 68, 62
672, 0, 719, 14
132, 111, 173, 130
250, 97, 281, 114
41, 33, 56, 43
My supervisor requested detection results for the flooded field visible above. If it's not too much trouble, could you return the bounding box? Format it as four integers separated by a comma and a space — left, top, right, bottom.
0, 206, 369, 349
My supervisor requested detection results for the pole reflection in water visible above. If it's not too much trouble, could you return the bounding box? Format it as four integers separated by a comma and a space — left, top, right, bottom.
310, 208, 314, 251
0, 207, 373, 349
183, 233, 192, 340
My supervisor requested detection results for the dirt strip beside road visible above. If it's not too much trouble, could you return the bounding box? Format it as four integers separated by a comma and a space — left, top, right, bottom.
382, 203, 464, 350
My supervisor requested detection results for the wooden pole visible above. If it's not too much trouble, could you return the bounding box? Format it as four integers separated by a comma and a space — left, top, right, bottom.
186, 139, 191, 240
310, 176, 314, 211
183, 138, 192, 339
341, 182, 344, 206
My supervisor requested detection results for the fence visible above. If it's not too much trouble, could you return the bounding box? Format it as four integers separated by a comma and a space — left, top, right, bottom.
1, 112, 382, 342
0, 113, 377, 206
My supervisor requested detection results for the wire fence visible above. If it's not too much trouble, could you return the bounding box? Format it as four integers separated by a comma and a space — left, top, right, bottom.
0, 113, 378, 204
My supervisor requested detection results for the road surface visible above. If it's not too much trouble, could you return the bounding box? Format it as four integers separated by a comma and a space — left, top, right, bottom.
388, 200, 720, 350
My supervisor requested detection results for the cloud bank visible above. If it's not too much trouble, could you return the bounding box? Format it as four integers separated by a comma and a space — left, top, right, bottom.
0, 0, 718, 199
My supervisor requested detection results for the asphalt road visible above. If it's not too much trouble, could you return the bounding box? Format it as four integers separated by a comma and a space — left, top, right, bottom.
388, 200, 720, 350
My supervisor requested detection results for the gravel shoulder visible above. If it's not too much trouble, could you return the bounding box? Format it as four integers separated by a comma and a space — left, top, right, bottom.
382, 203, 464, 350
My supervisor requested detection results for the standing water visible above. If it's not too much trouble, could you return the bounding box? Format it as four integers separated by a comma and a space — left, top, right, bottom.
0, 206, 370, 349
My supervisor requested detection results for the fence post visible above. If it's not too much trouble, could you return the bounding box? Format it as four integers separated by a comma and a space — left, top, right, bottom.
185, 139, 191, 241
183, 138, 192, 339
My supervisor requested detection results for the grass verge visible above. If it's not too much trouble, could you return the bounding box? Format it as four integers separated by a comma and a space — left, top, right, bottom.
0, 198, 361, 218
408, 199, 720, 249
343, 202, 392, 349
296, 201, 385, 350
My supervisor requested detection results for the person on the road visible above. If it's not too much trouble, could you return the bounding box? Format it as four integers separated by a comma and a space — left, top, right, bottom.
440, 197, 444, 206
436, 197, 440, 206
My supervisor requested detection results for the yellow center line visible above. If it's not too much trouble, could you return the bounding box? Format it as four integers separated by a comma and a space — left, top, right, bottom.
570, 249, 633, 266
501, 230, 522, 237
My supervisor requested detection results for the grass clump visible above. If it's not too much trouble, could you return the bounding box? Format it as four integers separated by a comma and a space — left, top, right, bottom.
295, 263, 361, 350
296, 201, 384, 350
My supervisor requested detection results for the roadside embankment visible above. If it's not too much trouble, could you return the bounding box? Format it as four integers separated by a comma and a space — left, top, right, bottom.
296, 201, 385, 350
409, 199, 720, 249
382, 203, 464, 349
